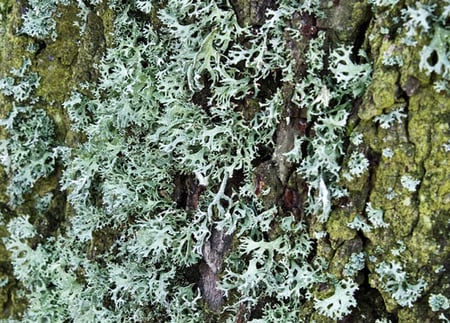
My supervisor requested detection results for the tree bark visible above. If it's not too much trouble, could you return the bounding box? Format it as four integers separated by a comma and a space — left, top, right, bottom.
0, 0, 448, 322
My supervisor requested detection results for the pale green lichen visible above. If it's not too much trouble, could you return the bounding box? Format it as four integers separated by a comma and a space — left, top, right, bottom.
0, 0, 449, 322
337, 1, 450, 320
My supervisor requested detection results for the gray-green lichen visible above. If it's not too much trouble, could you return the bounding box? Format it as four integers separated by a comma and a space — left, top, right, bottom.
0, 0, 113, 319
328, 1, 450, 320
0, 0, 448, 322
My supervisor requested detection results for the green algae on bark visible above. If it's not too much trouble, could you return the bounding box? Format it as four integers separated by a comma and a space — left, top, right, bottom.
0, 0, 449, 321
335, 3, 450, 320
0, 1, 113, 319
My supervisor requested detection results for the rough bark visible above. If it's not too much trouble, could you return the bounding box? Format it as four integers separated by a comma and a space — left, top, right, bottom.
0, 0, 448, 322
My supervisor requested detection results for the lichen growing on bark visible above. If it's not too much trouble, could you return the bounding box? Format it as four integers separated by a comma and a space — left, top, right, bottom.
0, 0, 113, 319
328, 1, 450, 321
0, 0, 448, 322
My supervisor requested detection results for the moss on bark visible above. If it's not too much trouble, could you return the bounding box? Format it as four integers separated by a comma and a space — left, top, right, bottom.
0, 0, 448, 321
0, 1, 113, 318
322, 1, 450, 321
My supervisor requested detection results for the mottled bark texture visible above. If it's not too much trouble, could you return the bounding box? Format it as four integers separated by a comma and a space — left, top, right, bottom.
199, 228, 233, 311
0, 0, 448, 322
0, 0, 113, 317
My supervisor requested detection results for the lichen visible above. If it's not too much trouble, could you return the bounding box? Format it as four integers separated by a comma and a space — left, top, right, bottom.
0, 0, 114, 318
336, 1, 450, 319
0, 0, 449, 322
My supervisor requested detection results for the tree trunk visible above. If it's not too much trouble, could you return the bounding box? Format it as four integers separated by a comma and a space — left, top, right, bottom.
0, 0, 448, 322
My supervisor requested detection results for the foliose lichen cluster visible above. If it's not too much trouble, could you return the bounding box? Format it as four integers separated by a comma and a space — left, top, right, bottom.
0, 0, 448, 322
